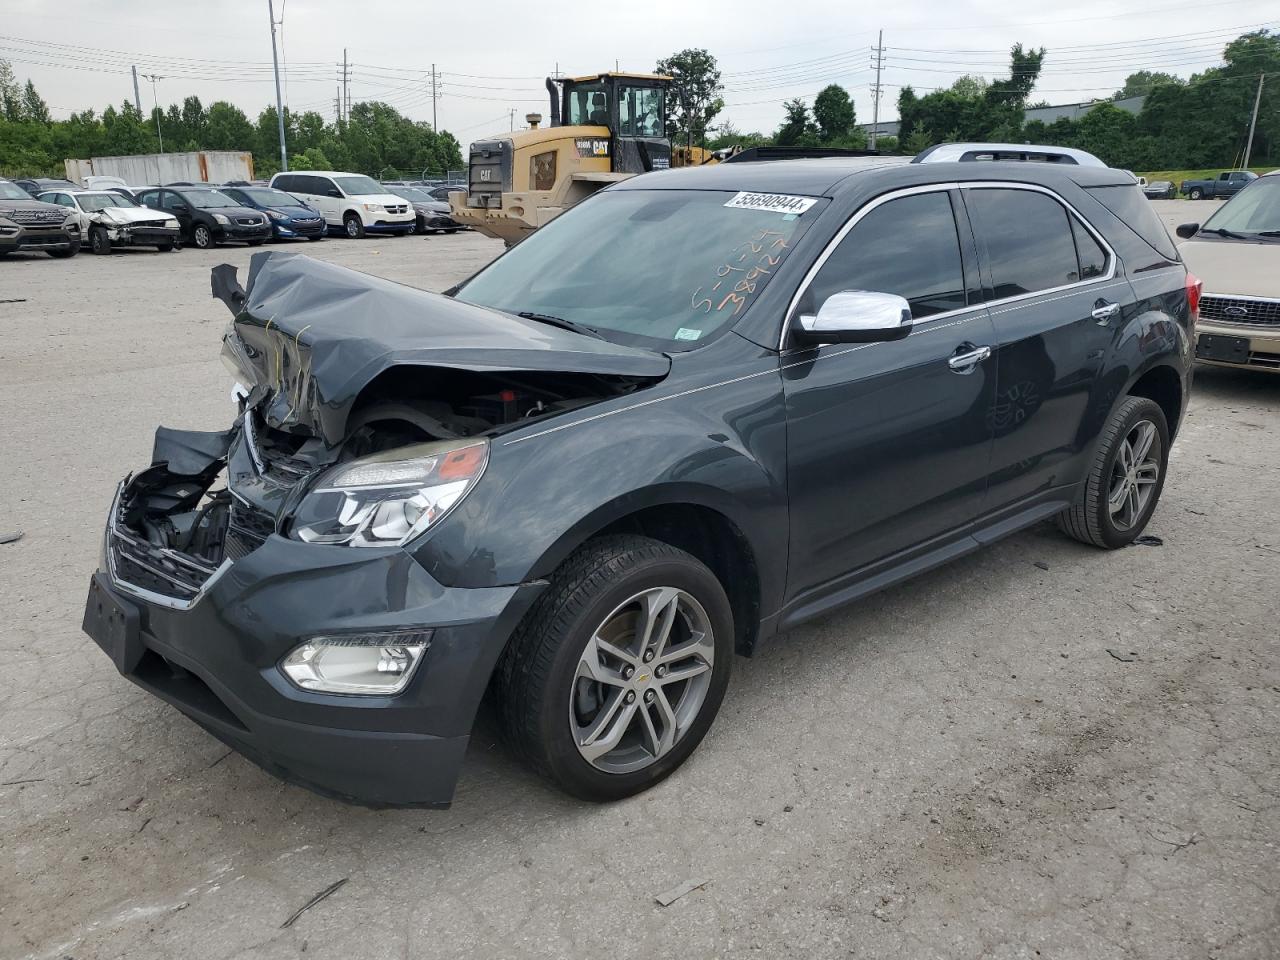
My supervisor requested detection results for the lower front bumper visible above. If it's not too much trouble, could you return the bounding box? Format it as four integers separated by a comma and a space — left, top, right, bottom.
85, 469, 545, 806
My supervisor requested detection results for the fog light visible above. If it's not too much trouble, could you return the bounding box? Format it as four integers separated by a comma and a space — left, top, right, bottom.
280, 631, 432, 695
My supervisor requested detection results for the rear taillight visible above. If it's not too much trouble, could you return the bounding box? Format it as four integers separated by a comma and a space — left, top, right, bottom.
1186, 272, 1203, 322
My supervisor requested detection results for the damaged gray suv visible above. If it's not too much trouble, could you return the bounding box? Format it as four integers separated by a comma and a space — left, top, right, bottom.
84, 157, 1195, 806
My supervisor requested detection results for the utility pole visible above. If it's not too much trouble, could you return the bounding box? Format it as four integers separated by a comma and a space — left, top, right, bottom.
142, 73, 164, 152
342, 48, 350, 124
1243, 72, 1265, 170
334, 86, 342, 125
509, 108, 515, 131
268, 0, 288, 171
131, 65, 142, 114
431, 63, 438, 130
870, 29, 884, 151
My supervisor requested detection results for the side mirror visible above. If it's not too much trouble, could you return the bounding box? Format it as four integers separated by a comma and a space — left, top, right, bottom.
327, 188, 342, 198
1176, 222, 1199, 239
796, 290, 912, 345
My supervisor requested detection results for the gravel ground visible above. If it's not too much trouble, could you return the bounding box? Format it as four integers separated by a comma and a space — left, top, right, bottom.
1, 201, 1277, 960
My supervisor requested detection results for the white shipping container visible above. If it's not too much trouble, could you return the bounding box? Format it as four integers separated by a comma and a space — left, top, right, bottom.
64, 151, 255, 186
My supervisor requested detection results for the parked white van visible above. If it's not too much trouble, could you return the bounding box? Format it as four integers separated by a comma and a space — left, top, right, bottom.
269, 171, 414, 238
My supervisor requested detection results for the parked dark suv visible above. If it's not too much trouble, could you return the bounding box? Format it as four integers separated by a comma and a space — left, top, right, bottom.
0, 178, 82, 257
83, 156, 1196, 807
135, 185, 271, 249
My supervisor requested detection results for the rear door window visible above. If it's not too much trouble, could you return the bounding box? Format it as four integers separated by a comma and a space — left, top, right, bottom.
965, 188, 1081, 298
1071, 218, 1108, 280
802, 191, 967, 319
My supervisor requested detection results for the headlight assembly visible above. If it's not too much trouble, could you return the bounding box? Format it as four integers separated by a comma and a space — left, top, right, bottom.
213, 213, 230, 225
165, 218, 179, 228
266, 208, 286, 221
291, 439, 488, 547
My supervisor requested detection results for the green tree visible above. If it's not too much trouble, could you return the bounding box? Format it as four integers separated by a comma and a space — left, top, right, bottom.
21, 80, 50, 123
656, 48, 724, 148
1113, 70, 1183, 100
204, 101, 256, 151
774, 98, 815, 146
812, 84, 855, 142
293, 146, 333, 170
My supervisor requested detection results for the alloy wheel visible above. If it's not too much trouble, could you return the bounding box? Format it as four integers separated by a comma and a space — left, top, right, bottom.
570, 586, 716, 774
1108, 419, 1160, 530
193, 225, 211, 248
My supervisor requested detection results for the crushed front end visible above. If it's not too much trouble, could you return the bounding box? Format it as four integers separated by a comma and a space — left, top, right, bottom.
83, 251, 667, 805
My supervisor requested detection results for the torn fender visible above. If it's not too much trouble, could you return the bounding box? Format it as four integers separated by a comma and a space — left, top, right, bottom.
214, 252, 670, 445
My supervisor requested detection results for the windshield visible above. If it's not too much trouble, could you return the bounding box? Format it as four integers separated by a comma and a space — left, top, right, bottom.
1201, 176, 1280, 236
457, 189, 823, 346
183, 189, 239, 209
0, 182, 31, 200
242, 188, 302, 207
392, 187, 431, 202
80, 193, 136, 211
334, 175, 384, 196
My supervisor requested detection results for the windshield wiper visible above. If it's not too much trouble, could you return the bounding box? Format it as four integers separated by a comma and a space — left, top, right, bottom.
1255, 230, 1280, 238
1200, 227, 1249, 239
516, 311, 604, 340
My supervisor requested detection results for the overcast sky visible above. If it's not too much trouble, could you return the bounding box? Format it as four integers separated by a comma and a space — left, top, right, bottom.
3, 0, 1275, 143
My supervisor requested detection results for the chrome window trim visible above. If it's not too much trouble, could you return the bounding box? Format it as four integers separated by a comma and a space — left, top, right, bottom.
779, 180, 1119, 351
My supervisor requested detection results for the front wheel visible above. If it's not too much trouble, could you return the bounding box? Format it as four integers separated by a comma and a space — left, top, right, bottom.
343, 214, 365, 239
155, 240, 174, 252
497, 535, 733, 802
1057, 396, 1170, 549
90, 226, 112, 255
47, 241, 80, 258
191, 224, 214, 249
247, 239, 265, 247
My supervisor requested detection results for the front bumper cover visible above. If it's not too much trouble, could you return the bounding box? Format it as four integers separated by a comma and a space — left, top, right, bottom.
84, 430, 545, 806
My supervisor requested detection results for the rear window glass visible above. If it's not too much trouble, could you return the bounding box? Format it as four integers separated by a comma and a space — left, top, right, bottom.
966, 188, 1081, 298
1084, 184, 1179, 261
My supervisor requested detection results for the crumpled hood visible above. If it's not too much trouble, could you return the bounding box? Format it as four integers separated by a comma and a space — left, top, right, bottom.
95, 206, 173, 225
213, 251, 670, 446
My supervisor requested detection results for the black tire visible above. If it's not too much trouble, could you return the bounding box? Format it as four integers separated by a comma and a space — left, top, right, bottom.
497, 534, 734, 802
47, 241, 80, 258
247, 239, 265, 246
445, 228, 459, 234
307, 234, 324, 241
1189, 188, 1203, 200
192, 224, 214, 249
1057, 396, 1170, 549
155, 240, 174, 252
90, 226, 112, 255
406, 219, 418, 235
343, 213, 365, 239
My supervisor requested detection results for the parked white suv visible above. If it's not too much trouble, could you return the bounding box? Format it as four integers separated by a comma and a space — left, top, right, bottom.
269, 171, 414, 238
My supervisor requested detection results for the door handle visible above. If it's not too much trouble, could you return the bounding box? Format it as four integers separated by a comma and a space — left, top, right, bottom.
948, 344, 991, 374
1091, 300, 1121, 323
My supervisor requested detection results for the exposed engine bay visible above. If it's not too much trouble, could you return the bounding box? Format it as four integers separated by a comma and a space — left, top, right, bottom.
108, 252, 669, 598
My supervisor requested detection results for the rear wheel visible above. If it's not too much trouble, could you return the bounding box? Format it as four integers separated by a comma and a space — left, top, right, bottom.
498, 535, 733, 801
1189, 187, 1203, 200
343, 213, 365, 239
90, 226, 112, 255
1057, 396, 1169, 549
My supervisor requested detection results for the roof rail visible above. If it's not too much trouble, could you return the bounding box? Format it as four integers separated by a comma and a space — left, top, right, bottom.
722, 145, 882, 163
912, 142, 1106, 168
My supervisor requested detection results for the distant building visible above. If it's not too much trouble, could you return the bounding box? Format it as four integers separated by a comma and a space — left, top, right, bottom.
858, 95, 1146, 138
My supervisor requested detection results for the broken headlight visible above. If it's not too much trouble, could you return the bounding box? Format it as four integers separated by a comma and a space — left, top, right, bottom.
291, 439, 488, 547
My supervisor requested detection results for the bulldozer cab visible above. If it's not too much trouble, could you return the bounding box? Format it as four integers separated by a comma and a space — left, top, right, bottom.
555, 73, 672, 174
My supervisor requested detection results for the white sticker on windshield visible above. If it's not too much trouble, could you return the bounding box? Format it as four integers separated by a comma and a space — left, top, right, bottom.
674, 327, 703, 341
724, 192, 817, 215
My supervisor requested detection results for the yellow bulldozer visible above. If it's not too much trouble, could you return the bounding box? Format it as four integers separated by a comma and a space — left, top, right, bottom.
449, 72, 717, 244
